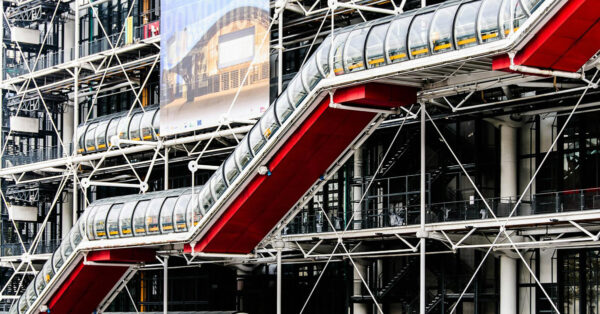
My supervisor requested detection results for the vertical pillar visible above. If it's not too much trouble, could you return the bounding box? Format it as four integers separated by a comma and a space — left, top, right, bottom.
62, 104, 74, 236
500, 125, 518, 202
163, 256, 168, 314
500, 255, 517, 314
353, 263, 368, 314
72, 0, 80, 225
164, 147, 169, 190
277, 1, 283, 95
276, 246, 282, 314
353, 148, 363, 230
419, 104, 426, 314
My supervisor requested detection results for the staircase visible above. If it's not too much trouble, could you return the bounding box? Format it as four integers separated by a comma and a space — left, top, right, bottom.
379, 131, 419, 176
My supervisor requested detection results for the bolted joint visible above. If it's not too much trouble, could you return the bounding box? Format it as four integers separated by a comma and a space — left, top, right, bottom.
416, 230, 429, 239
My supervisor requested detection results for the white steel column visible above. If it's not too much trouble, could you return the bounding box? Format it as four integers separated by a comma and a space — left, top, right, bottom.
500, 122, 518, 314
419, 104, 426, 314
163, 255, 169, 314
353, 263, 368, 314
72, 0, 80, 225
277, 2, 283, 95
500, 255, 517, 314
353, 148, 363, 230
164, 147, 169, 190
276, 243, 282, 314
62, 103, 74, 236
500, 124, 518, 201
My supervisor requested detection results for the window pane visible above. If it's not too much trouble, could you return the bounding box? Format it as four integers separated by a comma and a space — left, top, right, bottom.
455, 1, 482, 48
224, 154, 240, 185
431, 5, 458, 54
106, 203, 123, 238
366, 23, 389, 68
140, 110, 157, 140
95, 120, 109, 150
85, 123, 98, 153
160, 196, 178, 233
198, 185, 214, 217
479, 0, 503, 43
93, 204, 111, 239
117, 116, 131, 140
85, 205, 99, 240
344, 27, 369, 73
317, 36, 332, 76
174, 193, 192, 232
52, 250, 63, 272
501, 0, 527, 36
386, 17, 411, 63
408, 13, 434, 58
523, 0, 544, 13
275, 92, 294, 124
249, 124, 266, 155
119, 201, 137, 237
235, 137, 253, 170
287, 76, 308, 108
153, 112, 160, 137
145, 198, 165, 235
132, 200, 150, 236
76, 125, 88, 153
332, 33, 350, 76
260, 105, 280, 140
211, 168, 228, 200
129, 113, 143, 141
302, 56, 323, 90
106, 118, 119, 148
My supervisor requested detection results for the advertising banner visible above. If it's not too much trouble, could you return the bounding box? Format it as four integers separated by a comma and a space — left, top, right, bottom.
160, 0, 270, 136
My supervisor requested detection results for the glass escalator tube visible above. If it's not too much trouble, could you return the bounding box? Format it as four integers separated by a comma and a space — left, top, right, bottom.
430, 4, 459, 54
500, 0, 528, 37
117, 115, 132, 141
366, 22, 390, 69
95, 120, 109, 151
34, 266, 47, 295
51, 250, 63, 274
174, 192, 193, 232
128, 112, 143, 142
9, 302, 18, 314
523, 0, 544, 13
211, 166, 228, 201
160, 195, 180, 233
260, 104, 280, 141
234, 136, 254, 171
85, 205, 100, 240
140, 109, 157, 141
331, 32, 350, 76
76, 124, 89, 154
25, 284, 36, 308
193, 185, 214, 228
316, 35, 332, 76
93, 204, 112, 239
41, 259, 55, 285
343, 26, 370, 73
84, 122, 98, 153
386, 16, 411, 63
478, 0, 503, 43
287, 75, 308, 109
106, 117, 119, 148
302, 53, 324, 90
60, 229, 75, 263
454, 1, 482, 49
17, 290, 28, 313
132, 200, 150, 236
119, 200, 138, 237
106, 203, 124, 238
408, 12, 434, 59
152, 110, 160, 138
248, 124, 267, 156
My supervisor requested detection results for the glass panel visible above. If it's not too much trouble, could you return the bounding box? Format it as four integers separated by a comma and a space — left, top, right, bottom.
174, 193, 192, 232
145, 198, 165, 235
332, 33, 350, 76
235, 137, 253, 170
185, 193, 200, 229
366, 23, 389, 68
344, 28, 368, 73
76, 125, 88, 154
211, 168, 228, 200
501, 0, 527, 36
275, 92, 294, 124
117, 116, 131, 140
317, 36, 332, 76
160, 197, 178, 233
260, 105, 280, 141
523, 0, 543, 13
106, 203, 123, 238
106, 118, 119, 147
153, 111, 160, 137
42, 260, 54, 285
86, 205, 99, 240
224, 154, 240, 185
26, 285, 36, 306
93, 204, 111, 239
197, 186, 214, 221
408, 13, 434, 58
479, 0, 503, 43
132, 200, 150, 236
52, 250, 63, 272
249, 125, 266, 155
431, 5, 458, 54
78, 210, 88, 241
95, 120, 109, 150
140, 110, 157, 140
129, 113, 143, 141
70, 223, 82, 247
287, 76, 308, 108
119, 201, 138, 237
455, 1, 482, 48
386, 17, 411, 63
302, 56, 323, 90
34, 272, 45, 297
84, 123, 98, 153
18, 295, 28, 314
60, 231, 74, 260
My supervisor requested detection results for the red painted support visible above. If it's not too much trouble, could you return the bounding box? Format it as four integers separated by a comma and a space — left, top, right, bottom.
44, 248, 155, 314
186, 83, 416, 254
493, 0, 600, 72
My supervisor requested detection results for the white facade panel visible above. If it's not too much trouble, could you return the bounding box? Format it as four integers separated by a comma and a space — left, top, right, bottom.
10, 116, 39, 134
10, 27, 40, 45
8, 205, 38, 222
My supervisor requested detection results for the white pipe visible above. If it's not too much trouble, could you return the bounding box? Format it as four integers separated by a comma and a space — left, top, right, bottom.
329, 102, 397, 114
419, 104, 426, 314
86, 181, 140, 189
276, 248, 282, 314
163, 256, 169, 314
509, 63, 584, 80
335, 2, 396, 15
